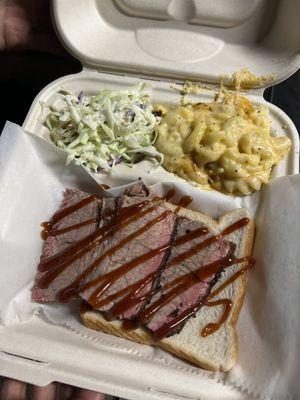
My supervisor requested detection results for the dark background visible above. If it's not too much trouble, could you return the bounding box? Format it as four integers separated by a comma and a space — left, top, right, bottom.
0, 51, 81, 132
0, 51, 299, 134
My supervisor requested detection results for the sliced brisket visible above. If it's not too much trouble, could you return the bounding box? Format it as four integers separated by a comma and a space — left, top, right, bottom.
139, 216, 234, 339
79, 190, 177, 320
32, 182, 238, 341
32, 189, 116, 302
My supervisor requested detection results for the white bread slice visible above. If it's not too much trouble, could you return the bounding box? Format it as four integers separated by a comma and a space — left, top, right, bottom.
80, 205, 254, 372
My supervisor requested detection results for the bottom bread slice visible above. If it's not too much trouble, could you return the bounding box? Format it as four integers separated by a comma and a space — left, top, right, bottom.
80, 207, 254, 372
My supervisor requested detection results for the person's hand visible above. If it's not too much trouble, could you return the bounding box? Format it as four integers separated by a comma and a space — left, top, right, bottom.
1, 378, 107, 399
0, 0, 80, 85
0, 0, 67, 56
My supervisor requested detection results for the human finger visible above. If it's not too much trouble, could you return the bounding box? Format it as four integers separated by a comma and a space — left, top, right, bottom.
72, 387, 107, 400
55, 383, 74, 399
26, 382, 56, 400
21, 0, 68, 57
0, 0, 68, 56
0, 378, 26, 400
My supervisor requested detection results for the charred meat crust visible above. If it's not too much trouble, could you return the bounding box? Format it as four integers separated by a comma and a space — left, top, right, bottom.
144, 244, 235, 340
90, 195, 177, 320
114, 215, 179, 323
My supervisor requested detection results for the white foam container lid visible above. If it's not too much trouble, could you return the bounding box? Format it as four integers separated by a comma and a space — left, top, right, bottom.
1, 1, 300, 399
52, 0, 300, 84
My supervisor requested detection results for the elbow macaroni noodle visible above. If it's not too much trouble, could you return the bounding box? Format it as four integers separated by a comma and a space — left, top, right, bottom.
155, 94, 291, 195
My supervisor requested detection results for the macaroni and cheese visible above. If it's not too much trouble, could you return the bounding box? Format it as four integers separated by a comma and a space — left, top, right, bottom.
155, 93, 291, 195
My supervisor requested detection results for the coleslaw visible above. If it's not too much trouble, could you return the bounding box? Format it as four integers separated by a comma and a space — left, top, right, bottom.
42, 84, 163, 172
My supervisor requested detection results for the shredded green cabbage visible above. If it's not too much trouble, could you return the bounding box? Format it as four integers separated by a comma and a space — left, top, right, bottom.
42, 83, 163, 172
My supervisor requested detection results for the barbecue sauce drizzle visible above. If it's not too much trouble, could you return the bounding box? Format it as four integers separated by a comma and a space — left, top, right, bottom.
202, 299, 233, 337
164, 189, 176, 201
53, 196, 96, 223
37, 199, 159, 286
136, 255, 252, 340
99, 184, 110, 190
37, 191, 252, 339
40, 195, 97, 239
41, 218, 98, 239
176, 195, 193, 209
200, 258, 255, 337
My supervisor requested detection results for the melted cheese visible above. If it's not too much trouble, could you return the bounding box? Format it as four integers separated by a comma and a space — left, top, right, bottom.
155, 93, 291, 195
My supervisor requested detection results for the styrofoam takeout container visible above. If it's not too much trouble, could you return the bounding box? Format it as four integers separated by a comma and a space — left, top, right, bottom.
1, 1, 300, 399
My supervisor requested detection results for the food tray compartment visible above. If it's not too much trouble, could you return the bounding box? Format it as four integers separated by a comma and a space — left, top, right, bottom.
23, 70, 300, 182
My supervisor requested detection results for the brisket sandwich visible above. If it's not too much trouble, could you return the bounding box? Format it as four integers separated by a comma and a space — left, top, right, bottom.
33, 182, 254, 371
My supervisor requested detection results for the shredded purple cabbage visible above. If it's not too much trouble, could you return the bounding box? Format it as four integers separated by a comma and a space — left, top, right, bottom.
125, 109, 135, 121
78, 91, 84, 104
152, 110, 162, 118
108, 155, 122, 167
